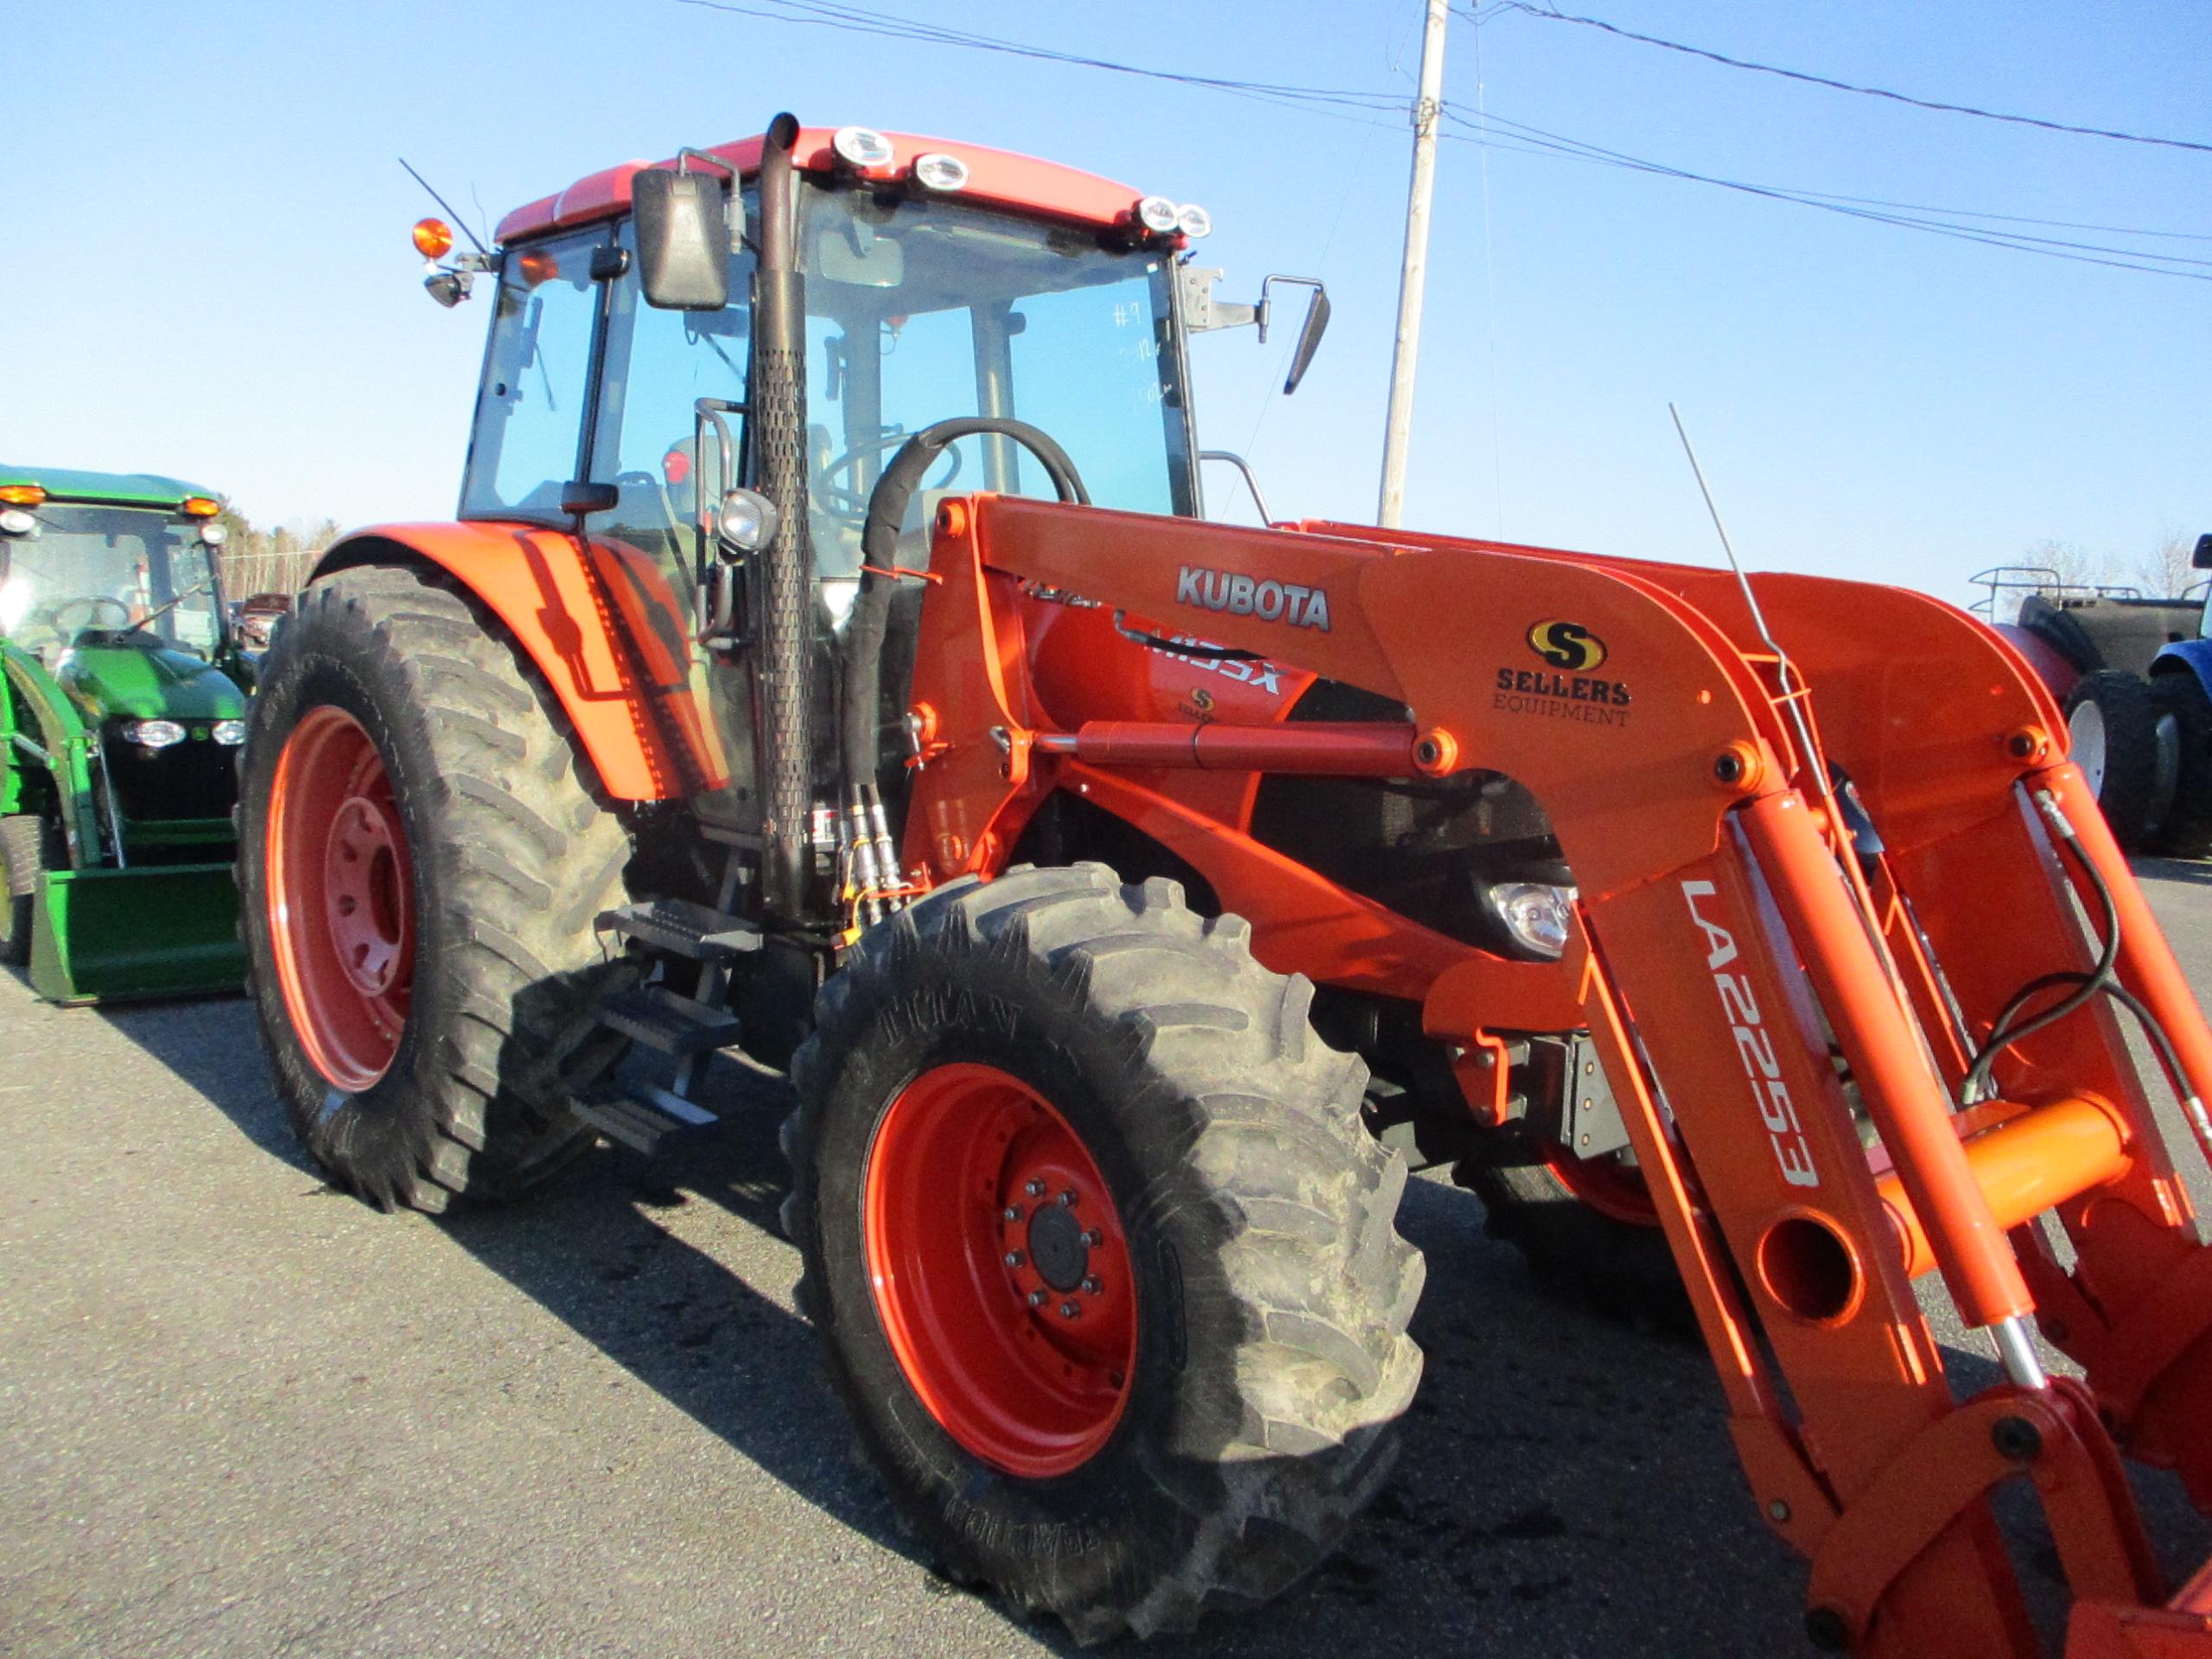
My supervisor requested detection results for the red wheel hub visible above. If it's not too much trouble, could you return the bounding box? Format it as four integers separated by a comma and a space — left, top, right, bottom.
1544, 1141, 1661, 1226
863, 1063, 1136, 1478
266, 706, 415, 1091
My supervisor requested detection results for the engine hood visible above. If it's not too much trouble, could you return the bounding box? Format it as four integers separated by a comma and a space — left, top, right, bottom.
58, 642, 245, 722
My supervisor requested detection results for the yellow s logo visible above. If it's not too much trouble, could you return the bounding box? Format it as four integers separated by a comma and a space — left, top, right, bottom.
1528, 620, 1607, 672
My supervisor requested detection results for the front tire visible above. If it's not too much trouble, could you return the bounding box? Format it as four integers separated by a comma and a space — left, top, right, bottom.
2151, 673, 2212, 859
782, 864, 1423, 1642
237, 563, 634, 1212
2066, 670, 2159, 850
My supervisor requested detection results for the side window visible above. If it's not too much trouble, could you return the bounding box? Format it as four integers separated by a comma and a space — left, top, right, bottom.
460, 230, 608, 520
589, 223, 756, 582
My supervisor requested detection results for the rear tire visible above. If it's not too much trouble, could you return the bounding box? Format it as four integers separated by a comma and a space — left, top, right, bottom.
2151, 674, 2212, 859
2066, 670, 2159, 851
782, 864, 1423, 1642
237, 563, 634, 1212
0, 813, 45, 967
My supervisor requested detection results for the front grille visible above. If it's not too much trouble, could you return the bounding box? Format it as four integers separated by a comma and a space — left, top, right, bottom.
103, 731, 240, 826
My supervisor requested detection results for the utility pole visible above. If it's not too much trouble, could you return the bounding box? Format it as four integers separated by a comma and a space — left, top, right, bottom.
1377, 0, 1449, 528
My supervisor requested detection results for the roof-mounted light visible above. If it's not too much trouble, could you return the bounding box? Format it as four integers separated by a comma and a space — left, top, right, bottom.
0, 509, 35, 537
1175, 202, 1213, 238
200, 522, 228, 546
832, 126, 897, 169
1135, 195, 1180, 235
912, 151, 969, 193
0, 484, 47, 507
181, 495, 221, 518
412, 217, 454, 260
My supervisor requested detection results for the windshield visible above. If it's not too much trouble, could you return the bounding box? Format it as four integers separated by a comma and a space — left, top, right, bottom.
0, 504, 220, 658
798, 183, 1194, 581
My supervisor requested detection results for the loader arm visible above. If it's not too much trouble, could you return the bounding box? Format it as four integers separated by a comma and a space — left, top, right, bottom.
900, 493, 2212, 1658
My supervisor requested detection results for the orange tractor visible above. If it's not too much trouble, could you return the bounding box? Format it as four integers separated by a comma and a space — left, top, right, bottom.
239, 115, 2212, 1655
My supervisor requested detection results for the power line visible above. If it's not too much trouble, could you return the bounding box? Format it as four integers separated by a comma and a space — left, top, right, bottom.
1436, 106, 2212, 283
1489, 3, 2212, 157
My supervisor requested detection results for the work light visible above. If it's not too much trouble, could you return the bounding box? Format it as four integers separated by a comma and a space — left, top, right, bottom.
1175, 203, 1213, 238
212, 721, 247, 747
833, 127, 896, 168
912, 152, 969, 193
121, 719, 188, 750
1135, 195, 1179, 234
1485, 880, 1577, 959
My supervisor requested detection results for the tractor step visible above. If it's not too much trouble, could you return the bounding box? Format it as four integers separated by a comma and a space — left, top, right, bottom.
573, 1078, 720, 1155
596, 984, 745, 1056
597, 897, 763, 962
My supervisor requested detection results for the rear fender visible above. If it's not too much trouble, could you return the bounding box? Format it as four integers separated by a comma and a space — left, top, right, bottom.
313, 524, 725, 801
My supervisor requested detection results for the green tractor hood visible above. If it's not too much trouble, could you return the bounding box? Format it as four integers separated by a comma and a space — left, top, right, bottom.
59, 642, 245, 723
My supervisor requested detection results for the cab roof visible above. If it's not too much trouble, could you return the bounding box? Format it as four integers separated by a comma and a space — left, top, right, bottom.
496, 125, 1151, 245
0, 466, 219, 510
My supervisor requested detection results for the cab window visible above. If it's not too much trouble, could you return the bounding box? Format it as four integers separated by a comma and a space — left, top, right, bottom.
460, 230, 610, 521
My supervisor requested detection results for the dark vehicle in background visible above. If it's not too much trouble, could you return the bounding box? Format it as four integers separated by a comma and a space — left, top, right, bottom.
1975, 541, 2212, 853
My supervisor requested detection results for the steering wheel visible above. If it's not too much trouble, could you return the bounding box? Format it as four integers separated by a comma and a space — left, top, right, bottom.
47, 596, 133, 634
818, 430, 963, 526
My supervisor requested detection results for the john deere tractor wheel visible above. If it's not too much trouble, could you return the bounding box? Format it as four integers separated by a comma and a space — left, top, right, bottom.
2151, 673, 2212, 859
237, 564, 633, 1212
2066, 670, 2159, 850
782, 864, 1423, 1642
0, 813, 46, 967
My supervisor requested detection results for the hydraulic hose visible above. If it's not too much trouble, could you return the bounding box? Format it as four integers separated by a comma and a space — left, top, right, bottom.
840, 417, 1087, 795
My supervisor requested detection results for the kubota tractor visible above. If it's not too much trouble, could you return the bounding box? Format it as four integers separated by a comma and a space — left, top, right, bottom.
240, 118, 2212, 1655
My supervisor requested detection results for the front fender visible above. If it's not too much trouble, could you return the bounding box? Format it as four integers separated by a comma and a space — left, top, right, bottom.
2151, 639, 2212, 700
312, 522, 725, 801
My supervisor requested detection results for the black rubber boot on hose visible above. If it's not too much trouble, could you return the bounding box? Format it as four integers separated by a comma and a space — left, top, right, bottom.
2066, 669, 2159, 851
237, 563, 635, 1212
0, 813, 45, 967
1457, 1129, 1689, 1329
781, 863, 1423, 1643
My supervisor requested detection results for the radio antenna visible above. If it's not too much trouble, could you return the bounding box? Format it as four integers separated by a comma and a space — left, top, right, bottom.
1668, 403, 1836, 823
398, 156, 492, 257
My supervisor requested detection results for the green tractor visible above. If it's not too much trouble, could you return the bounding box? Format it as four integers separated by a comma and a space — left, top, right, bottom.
0, 467, 252, 1001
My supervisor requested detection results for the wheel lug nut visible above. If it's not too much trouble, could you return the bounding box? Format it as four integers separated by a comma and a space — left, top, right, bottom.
1082, 1275, 1102, 1295
1002, 1205, 1022, 1223
1004, 1250, 1025, 1268
1058, 1188, 1077, 1207
1080, 1230, 1102, 1248
1025, 1179, 1046, 1198
1058, 1301, 1081, 1319
1028, 1289, 1047, 1307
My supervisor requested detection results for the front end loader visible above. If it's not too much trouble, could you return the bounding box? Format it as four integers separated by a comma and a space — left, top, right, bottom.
1, 467, 249, 1001
238, 115, 2212, 1654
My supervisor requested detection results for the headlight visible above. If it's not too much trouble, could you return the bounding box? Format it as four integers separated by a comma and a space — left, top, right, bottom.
1135, 194, 1180, 234
1175, 202, 1213, 238
715, 488, 780, 556
200, 522, 228, 546
212, 720, 247, 747
912, 151, 969, 193
1485, 880, 1578, 959
832, 126, 896, 168
121, 719, 188, 749
0, 509, 34, 537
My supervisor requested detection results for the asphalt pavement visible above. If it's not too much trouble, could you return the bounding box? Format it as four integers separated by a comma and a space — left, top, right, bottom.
8, 861, 2212, 1658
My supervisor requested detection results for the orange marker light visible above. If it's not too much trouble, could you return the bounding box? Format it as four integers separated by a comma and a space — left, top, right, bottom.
516, 249, 559, 287
180, 496, 221, 518
0, 484, 46, 506
412, 217, 454, 260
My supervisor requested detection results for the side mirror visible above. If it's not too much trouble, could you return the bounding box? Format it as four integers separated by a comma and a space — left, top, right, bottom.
633, 166, 729, 310
1283, 288, 1331, 395
561, 480, 620, 517
2193, 533, 2212, 570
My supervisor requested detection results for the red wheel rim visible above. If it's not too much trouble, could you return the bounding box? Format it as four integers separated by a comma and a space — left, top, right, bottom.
863, 1063, 1137, 1478
1542, 1142, 1660, 1226
265, 706, 415, 1091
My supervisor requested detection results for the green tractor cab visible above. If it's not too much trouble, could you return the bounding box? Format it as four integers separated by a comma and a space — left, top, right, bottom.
0, 466, 252, 1001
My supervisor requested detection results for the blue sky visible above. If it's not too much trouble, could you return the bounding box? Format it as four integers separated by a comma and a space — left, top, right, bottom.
4, 1, 2205, 603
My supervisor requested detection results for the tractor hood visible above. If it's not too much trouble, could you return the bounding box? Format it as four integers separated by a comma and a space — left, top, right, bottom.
58, 642, 245, 722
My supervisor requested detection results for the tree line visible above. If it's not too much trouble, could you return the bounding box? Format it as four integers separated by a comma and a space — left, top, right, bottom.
213, 509, 341, 601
